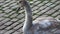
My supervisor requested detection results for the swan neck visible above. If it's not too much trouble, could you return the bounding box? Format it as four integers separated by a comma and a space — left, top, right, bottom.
23, 1, 32, 30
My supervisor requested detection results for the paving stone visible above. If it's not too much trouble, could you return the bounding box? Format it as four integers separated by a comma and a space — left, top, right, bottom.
59, 10, 60, 12
9, 3, 17, 7
10, 14, 18, 18
56, 15, 60, 19
33, 15, 38, 19
54, 5, 60, 10
3, 0, 16, 7
13, 23, 23, 30
52, 12, 60, 17
17, 14, 23, 19
0, 17, 5, 21
17, 28, 23, 34
33, 0, 37, 2
4, 22, 12, 26
17, 14, 24, 19
0, 25, 6, 29
43, 1, 48, 4
13, 31, 20, 34
0, 10, 3, 13
4, 0, 11, 3
37, 3, 44, 7
49, 4, 56, 8
5, 23, 17, 30
39, 5, 47, 10
1, 18, 10, 23
4, 30, 15, 34
0, 30, 7, 34
11, 5, 18, 9
51, 0, 57, 2
0, 13, 6, 17
33, 10, 39, 13
56, 1, 60, 4
0, 0, 5, 2
0, 19, 5, 26
0, 18, 10, 26
18, 10, 24, 13
4, 14, 11, 17
41, 1, 48, 5
19, 18, 25, 22
4, 9, 12, 13
5, 21, 20, 30
17, 19, 24, 24
37, 7, 50, 15
7, 11, 16, 16
33, 1, 40, 6
45, 2, 53, 6
45, 9, 56, 15
5, 26, 13, 30
3, 7, 10, 10
40, 15, 48, 17
0, 3, 4, 6
17, 27, 22, 32
11, 18, 18, 22
32, 6, 38, 11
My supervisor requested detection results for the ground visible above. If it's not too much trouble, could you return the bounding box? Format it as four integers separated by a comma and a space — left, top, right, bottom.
0, 0, 60, 34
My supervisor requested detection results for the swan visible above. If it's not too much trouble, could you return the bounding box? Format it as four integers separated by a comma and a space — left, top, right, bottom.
19, 0, 60, 34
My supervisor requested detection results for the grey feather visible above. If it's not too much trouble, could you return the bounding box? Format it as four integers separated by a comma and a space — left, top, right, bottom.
19, 0, 60, 34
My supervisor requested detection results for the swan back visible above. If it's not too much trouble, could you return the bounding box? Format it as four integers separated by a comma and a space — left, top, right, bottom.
27, 17, 60, 34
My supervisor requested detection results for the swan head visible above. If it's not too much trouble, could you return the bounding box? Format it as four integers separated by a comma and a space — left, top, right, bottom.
19, 0, 27, 7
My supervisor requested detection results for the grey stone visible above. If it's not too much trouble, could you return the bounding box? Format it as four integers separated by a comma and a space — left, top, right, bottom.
4, 30, 15, 34
52, 12, 60, 17
45, 9, 56, 15
13, 31, 20, 34
4, 22, 12, 26
0, 25, 6, 29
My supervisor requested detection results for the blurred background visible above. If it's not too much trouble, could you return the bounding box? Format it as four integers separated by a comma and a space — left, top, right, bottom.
0, 0, 60, 34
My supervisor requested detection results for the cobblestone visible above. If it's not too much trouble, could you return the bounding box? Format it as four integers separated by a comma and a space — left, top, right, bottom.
0, 0, 60, 34
10, 14, 18, 18
54, 5, 60, 10
13, 31, 20, 34
56, 15, 60, 19
4, 30, 15, 34
0, 25, 6, 30
4, 22, 12, 26
39, 5, 47, 10
0, 13, 6, 17
45, 9, 56, 15
52, 12, 60, 17
51, 0, 57, 2
0, 30, 7, 34
0, 17, 5, 21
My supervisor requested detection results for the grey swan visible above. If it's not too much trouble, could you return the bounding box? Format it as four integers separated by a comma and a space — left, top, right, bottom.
18, 0, 60, 34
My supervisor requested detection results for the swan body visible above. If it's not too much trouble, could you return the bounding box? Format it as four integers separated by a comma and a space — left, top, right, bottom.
23, 17, 60, 34
19, 0, 60, 34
